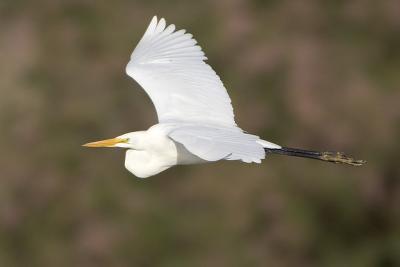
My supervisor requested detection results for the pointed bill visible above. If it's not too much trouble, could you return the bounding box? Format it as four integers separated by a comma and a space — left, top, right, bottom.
82, 138, 128, 148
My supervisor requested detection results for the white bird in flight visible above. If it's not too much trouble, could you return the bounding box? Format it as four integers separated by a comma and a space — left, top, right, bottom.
83, 16, 365, 178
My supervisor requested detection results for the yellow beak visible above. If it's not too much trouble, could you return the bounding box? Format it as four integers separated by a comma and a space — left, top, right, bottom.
82, 137, 128, 148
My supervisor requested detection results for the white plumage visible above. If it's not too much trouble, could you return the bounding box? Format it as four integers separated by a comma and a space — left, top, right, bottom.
84, 16, 365, 177
84, 16, 284, 178
126, 16, 235, 127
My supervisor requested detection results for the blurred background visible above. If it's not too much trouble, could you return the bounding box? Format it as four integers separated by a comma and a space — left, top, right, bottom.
1, 0, 399, 266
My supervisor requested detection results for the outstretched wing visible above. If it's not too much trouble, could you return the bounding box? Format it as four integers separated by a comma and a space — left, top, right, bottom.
168, 125, 265, 163
126, 16, 236, 127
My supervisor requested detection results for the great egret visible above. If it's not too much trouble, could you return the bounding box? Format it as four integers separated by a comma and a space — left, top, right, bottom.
83, 16, 365, 178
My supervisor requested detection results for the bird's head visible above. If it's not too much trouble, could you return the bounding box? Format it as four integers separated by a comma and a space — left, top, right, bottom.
82, 132, 146, 149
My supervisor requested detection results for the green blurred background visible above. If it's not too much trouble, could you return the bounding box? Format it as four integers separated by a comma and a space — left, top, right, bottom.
1, 0, 399, 266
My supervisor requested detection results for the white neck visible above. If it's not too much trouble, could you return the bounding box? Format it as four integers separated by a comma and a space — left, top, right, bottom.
118, 128, 178, 178
116, 131, 148, 149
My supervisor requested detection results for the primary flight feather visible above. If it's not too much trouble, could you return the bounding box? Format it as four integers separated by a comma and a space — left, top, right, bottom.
83, 16, 365, 178
126, 16, 235, 126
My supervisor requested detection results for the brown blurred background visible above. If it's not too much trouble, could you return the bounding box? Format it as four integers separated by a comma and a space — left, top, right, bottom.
1, 0, 399, 266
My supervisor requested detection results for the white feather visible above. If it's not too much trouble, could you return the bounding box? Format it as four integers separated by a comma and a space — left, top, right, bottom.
168, 125, 265, 163
112, 16, 282, 176
126, 16, 235, 127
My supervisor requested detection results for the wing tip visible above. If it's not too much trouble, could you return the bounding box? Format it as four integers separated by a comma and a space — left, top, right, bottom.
144, 16, 158, 35
149, 16, 170, 35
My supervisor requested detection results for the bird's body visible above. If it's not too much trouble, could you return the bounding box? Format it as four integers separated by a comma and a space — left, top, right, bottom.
118, 123, 278, 178
84, 16, 364, 178
122, 124, 204, 178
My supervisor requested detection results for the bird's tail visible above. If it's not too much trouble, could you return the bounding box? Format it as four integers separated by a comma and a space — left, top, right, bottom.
264, 146, 366, 166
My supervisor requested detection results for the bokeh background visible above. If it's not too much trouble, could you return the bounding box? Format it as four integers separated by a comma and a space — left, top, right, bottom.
1, 0, 399, 266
